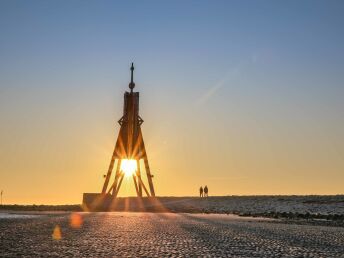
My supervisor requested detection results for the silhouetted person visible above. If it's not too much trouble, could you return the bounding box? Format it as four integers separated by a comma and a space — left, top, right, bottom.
199, 186, 203, 197
204, 185, 208, 197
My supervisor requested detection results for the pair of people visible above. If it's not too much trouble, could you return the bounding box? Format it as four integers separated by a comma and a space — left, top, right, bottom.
199, 185, 208, 197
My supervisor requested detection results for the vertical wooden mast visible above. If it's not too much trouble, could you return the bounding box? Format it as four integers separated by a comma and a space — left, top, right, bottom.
101, 63, 155, 197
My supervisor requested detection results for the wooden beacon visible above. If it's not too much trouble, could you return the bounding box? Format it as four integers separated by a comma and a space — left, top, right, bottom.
101, 63, 155, 197
83, 63, 155, 210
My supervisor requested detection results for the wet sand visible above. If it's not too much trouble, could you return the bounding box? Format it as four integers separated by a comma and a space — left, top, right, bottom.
0, 212, 343, 257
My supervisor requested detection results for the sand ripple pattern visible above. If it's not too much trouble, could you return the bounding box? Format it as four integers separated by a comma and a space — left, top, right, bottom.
0, 212, 343, 257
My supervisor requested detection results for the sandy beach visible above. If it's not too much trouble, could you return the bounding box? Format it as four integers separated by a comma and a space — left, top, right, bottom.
1, 212, 343, 257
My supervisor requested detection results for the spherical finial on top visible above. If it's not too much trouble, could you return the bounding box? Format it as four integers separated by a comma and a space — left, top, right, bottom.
129, 62, 135, 92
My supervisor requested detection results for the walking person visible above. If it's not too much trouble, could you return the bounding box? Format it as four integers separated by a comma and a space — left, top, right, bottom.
204, 185, 208, 197
199, 186, 203, 197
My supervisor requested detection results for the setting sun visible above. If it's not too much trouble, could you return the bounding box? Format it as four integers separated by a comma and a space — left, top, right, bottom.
120, 159, 137, 177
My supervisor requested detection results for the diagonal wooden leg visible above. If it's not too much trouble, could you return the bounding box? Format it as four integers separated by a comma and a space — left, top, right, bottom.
136, 160, 143, 197
137, 176, 151, 197
132, 175, 139, 196
102, 148, 117, 194
143, 154, 155, 197
113, 174, 124, 198
109, 159, 122, 195
138, 129, 155, 197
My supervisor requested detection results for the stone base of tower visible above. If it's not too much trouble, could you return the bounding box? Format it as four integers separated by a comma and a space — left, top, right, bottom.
82, 193, 167, 212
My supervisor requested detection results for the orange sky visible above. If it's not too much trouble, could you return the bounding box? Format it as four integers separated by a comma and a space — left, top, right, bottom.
1, 82, 343, 204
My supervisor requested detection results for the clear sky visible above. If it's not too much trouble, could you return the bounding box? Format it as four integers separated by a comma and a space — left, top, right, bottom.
0, 0, 343, 204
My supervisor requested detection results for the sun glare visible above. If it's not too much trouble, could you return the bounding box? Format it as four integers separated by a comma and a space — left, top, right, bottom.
120, 159, 137, 177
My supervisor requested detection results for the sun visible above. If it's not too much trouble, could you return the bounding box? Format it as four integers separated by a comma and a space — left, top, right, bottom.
120, 159, 137, 177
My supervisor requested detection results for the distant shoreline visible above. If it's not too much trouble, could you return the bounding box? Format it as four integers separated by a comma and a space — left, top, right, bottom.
0, 204, 82, 212
3, 194, 343, 206
1, 195, 343, 226
1, 195, 344, 210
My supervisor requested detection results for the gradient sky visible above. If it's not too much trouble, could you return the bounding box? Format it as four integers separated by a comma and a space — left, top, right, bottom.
0, 0, 343, 204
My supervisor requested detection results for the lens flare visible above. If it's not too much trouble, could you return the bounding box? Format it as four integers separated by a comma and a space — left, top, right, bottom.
120, 159, 137, 177
52, 225, 62, 240
70, 213, 83, 228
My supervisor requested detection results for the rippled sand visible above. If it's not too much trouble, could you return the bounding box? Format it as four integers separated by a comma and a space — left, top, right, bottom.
0, 212, 343, 257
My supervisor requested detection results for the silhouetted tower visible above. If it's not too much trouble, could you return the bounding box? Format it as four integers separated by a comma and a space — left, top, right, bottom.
101, 63, 155, 197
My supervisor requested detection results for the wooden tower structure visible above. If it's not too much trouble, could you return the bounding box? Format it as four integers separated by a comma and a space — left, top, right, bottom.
101, 63, 155, 197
